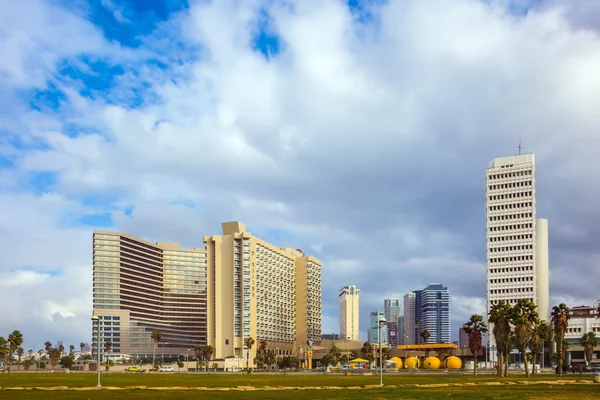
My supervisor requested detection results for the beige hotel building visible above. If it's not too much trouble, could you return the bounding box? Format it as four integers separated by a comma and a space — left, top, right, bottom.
92, 221, 322, 361
486, 154, 549, 347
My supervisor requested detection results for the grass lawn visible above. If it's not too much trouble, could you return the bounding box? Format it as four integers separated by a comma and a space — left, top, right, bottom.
0, 372, 597, 399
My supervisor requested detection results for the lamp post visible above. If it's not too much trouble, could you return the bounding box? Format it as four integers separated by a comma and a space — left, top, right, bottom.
91, 316, 101, 388
379, 318, 387, 387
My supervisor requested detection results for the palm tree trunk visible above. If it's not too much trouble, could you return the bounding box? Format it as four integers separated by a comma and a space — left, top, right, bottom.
504, 350, 509, 377
152, 343, 156, 370
473, 354, 478, 377
531, 352, 537, 375
497, 352, 503, 377
523, 350, 529, 378
18, 356, 21, 371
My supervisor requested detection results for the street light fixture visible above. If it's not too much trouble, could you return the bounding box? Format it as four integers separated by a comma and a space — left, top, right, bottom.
378, 318, 387, 387
91, 316, 101, 388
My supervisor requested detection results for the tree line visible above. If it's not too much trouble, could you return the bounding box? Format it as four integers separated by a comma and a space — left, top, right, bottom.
464, 300, 600, 377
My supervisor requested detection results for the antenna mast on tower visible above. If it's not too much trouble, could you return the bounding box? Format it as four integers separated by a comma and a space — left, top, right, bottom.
517, 139, 522, 155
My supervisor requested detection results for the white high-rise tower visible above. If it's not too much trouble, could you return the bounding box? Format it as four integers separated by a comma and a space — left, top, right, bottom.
486, 153, 550, 346
339, 285, 360, 341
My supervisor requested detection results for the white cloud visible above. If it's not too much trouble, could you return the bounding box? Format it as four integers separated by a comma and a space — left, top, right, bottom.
1, 0, 600, 346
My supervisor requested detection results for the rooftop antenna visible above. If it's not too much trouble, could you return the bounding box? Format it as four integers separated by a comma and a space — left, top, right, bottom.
517, 139, 522, 155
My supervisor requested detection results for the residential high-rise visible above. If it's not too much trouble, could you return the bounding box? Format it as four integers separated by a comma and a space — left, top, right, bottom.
203, 221, 322, 360
368, 311, 388, 344
384, 299, 401, 322
421, 283, 451, 344
397, 315, 405, 345
92, 231, 207, 358
486, 154, 550, 346
339, 285, 360, 341
403, 293, 416, 344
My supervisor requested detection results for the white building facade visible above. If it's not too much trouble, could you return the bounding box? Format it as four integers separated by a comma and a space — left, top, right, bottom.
339, 285, 360, 341
486, 154, 550, 346
403, 292, 417, 345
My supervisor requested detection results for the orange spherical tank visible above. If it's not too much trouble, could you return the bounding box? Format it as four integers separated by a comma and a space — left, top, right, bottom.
423, 356, 441, 369
444, 356, 462, 369
404, 357, 420, 369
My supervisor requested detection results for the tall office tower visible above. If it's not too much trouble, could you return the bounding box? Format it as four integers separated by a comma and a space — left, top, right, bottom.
92, 231, 207, 358
203, 222, 322, 361
368, 311, 388, 344
486, 154, 550, 346
387, 321, 398, 347
403, 292, 416, 344
397, 315, 405, 345
339, 285, 360, 341
420, 283, 451, 344
384, 299, 402, 322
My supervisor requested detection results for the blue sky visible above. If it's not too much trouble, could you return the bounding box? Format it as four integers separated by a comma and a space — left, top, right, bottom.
1, 0, 600, 350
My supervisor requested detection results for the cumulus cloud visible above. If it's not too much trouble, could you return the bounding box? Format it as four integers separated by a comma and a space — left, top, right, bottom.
1, 0, 599, 345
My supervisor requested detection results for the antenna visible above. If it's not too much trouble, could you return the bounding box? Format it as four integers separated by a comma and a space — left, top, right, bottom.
517, 139, 522, 155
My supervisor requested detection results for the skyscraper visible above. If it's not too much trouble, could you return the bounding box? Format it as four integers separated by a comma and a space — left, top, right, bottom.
420, 283, 451, 344
404, 284, 451, 344
384, 299, 401, 322
204, 221, 322, 360
92, 231, 207, 357
339, 285, 360, 341
486, 154, 550, 346
369, 311, 388, 344
403, 292, 416, 344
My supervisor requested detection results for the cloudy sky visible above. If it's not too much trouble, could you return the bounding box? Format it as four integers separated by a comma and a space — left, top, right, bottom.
1, 0, 600, 350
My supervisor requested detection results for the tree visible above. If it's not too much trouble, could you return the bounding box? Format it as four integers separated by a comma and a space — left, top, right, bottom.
529, 320, 550, 375
49, 348, 61, 369
489, 301, 513, 377
59, 355, 75, 369
360, 342, 374, 363
0, 337, 9, 365
69, 345, 75, 355
581, 332, 598, 367
463, 314, 487, 377
551, 303, 570, 377
381, 347, 390, 362
80, 342, 85, 354
58, 344, 65, 355
245, 337, 255, 372
421, 329, 431, 344
17, 347, 24, 371
321, 354, 332, 367
105, 341, 112, 368
257, 340, 267, 357
194, 345, 204, 371
24, 359, 34, 370
264, 350, 276, 369
151, 329, 162, 370
327, 345, 342, 366
8, 330, 24, 372
512, 299, 538, 377
44, 341, 52, 354
350, 349, 360, 360
28, 349, 33, 360
504, 332, 515, 376
203, 345, 214, 372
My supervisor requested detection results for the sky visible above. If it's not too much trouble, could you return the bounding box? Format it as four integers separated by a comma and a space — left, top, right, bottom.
1, 0, 600, 351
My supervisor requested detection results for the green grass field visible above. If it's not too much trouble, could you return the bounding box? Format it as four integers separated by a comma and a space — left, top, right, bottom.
0, 372, 597, 399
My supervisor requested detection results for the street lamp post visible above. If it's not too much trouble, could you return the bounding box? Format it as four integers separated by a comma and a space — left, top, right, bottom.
91, 316, 101, 388
379, 318, 387, 387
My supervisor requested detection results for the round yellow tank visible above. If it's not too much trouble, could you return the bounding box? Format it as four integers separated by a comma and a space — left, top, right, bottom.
444, 356, 462, 369
404, 357, 420, 369
393, 358, 403, 369
423, 356, 441, 369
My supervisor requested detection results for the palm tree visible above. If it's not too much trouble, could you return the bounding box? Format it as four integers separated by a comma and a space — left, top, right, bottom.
421, 329, 431, 344
8, 330, 24, 373
28, 349, 33, 360
381, 347, 390, 363
203, 345, 214, 371
151, 329, 162, 369
44, 341, 52, 354
528, 319, 550, 375
550, 303, 570, 377
80, 342, 85, 354
581, 332, 598, 367
16, 347, 24, 371
0, 337, 9, 366
463, 314, 487, 377
69, 345, 75, 355
264, 350, 276, 369
512, 299, 538, 377
194, 345, 204, 371
504, 332, 515, 376
489, 301, 513, 377
360, 342, 374, 364
350, 349, 360, 360
327, 345, 342, 366
104, 342, 112, 370
245, 337, 255, 371
257, 340, 267, 356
